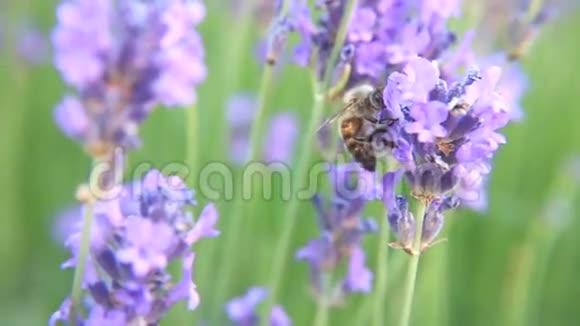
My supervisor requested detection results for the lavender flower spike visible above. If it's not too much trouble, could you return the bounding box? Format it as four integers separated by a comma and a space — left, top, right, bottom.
376, 54, 516, 252
297, 164, 376, 304
52, 0, 206, 157
50, 170, 219, 325
284, 0, 460, 95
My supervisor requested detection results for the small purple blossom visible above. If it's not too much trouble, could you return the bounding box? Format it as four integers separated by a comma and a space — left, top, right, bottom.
115, 217, 174, 277
16, 25, 49, 65
348, 7, 377, 43
270, 305, 292, 326
226, 92, 300, 164
227, 93, 257, 164
50, 170, 219, 325
264, 112, 299, 163
405, 101, 449, 143
343, 247, 373, 293
226, 287, 292, 326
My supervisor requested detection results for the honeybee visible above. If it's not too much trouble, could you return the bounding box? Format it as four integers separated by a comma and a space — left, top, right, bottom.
319, 85, 398, 172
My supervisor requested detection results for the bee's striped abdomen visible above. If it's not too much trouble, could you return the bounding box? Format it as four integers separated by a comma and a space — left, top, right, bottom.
344, 138, 376, 172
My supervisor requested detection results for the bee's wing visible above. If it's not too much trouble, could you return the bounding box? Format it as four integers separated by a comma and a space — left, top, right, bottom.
316, 101, 356, 133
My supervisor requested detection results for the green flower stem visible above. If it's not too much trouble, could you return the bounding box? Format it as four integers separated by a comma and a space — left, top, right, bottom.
505, 219, 559, 326
210, 62, 277, 319
209, 1, 292, 319
260, 1, 359, 323
416, 214, 455, 326
70, 190, 96, 320
398, 200, 428, 326
259, 82, 326, 326
373, 206, 390, 326
313, 274, 331, 326
321, 0, 359, 89
196, 0, 255, 320
186, 104, 199, 182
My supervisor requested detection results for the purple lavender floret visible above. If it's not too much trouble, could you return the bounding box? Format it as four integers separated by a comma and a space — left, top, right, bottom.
15, 25, 49, 65
296, 164, 376, 304
49, 170, 218, 325
226, 287, 292, 326
52, 0, 206, 157
226, 93, 299, 165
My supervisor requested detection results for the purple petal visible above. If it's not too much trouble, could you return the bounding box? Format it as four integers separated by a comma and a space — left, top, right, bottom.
186, 203, 220, 245
271, 305, 292, 326
344, 247, 373, 293
226, 288, 268, 322
167, 253, 200, 310
54, 96, 89, 140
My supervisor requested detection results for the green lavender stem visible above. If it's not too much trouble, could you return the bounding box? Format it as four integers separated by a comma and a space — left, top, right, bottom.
210, 62, 277, 317
373, 208, 390, 326
196, 0, 257, 320
70, 193, 95, 318
209, 0, 291, 319
313, 274, 331, 326
260, 2, 358, 323
260, 82, 326, 326
186, 104, 199, 183
321, 0, 359, 89
416, 215, 455, 326
398, 200, 428, 326
505, 219, 559, 326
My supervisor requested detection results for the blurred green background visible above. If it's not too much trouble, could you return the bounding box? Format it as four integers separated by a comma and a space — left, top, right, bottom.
1, 1, 580, 325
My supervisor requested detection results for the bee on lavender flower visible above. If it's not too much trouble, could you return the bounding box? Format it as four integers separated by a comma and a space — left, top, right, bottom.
318, 85, 398, 172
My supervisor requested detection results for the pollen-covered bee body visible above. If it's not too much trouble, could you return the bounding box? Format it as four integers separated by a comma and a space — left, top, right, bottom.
341, 117, 378, 171
319, 85, 397, 172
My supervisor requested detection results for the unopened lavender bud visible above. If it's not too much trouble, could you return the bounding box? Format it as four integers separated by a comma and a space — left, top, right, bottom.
420, 202, 444, 250
406, 163, 456, 202
387, 196, 416, 250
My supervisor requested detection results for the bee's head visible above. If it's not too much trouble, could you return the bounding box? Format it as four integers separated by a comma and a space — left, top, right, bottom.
369, 88, 384, 111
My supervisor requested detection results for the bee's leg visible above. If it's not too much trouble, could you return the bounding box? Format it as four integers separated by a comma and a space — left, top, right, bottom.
344, 138, 376, 172
377, 117, 398, 126
368, 128, 397, 148
364, 117, 378, 124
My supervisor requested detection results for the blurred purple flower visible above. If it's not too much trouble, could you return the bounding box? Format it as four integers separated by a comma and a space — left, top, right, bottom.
296, 164, 376, 304
53, 96, 89, 139
283, 0, 460, 88
226, 287, 267, 324
348, 7, 377, 43
226, 287, 292, 326
264, 112, 299, 163
50, 170, 218, 325
52, 0, 206, 157
343, 247, 373, 293
52, 0, 111, 87
227, 93, 256, 164
115, 217, 175, 277
270, 305, 292, 326
226, 92, 300, 164
16, 25, 49, 65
